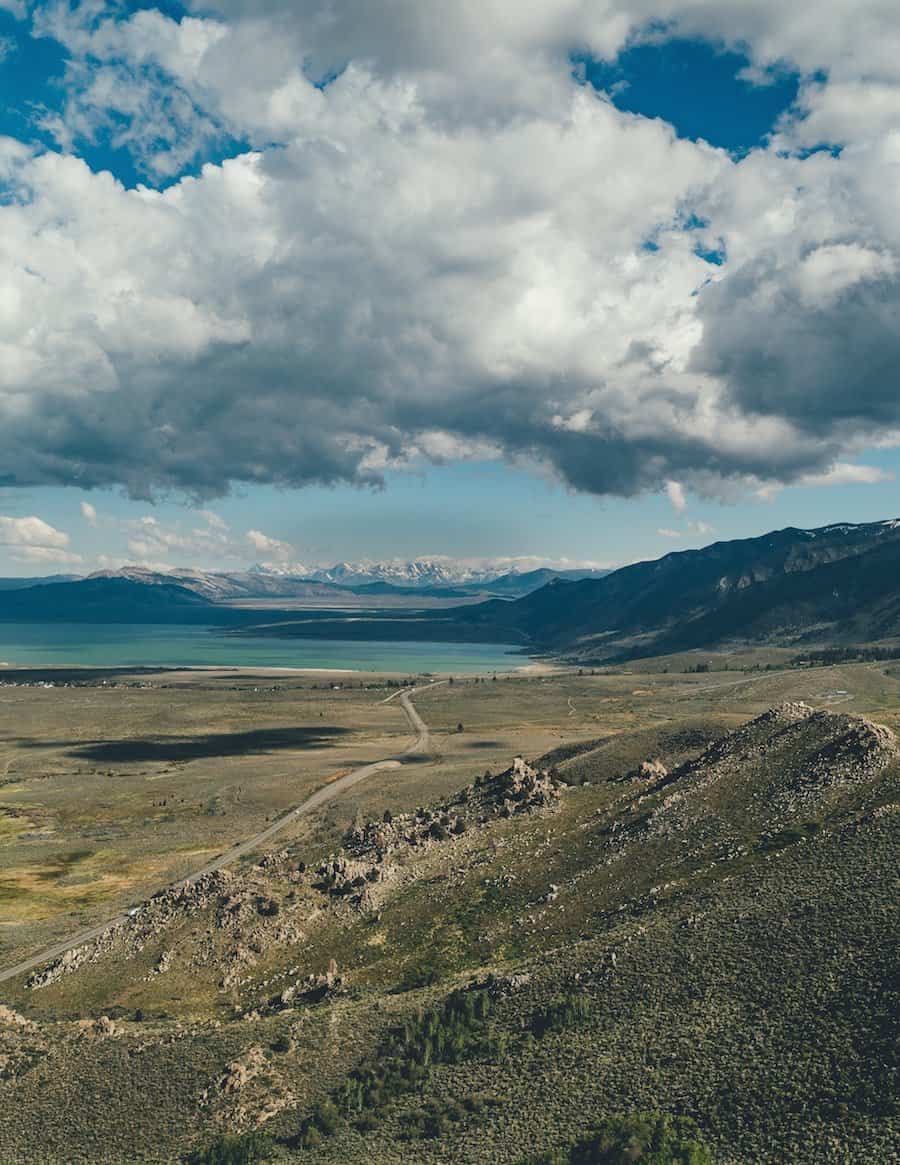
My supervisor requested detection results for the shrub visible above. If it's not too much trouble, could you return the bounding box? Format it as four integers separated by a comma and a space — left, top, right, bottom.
295, 987, 498, 1146
529, 992, 592, 1039
186, 1131, 274, 1165
533, 1114, 713, 1165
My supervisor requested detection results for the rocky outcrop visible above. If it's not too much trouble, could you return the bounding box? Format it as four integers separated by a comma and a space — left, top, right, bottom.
24, 756, 563, 995
77, 1015, 121, 1040
490, 757, 563, 815
219, 1045, 266, 1094
646, 704, 898, 842
333, 756, 563, 911
0, 1006, 34, 1031
27, 870, 236, 989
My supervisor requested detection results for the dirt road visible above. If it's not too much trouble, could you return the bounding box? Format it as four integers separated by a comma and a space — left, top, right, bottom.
0, 683, 439, 988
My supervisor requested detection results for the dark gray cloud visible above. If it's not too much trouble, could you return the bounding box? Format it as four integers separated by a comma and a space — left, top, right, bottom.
695, 252, 900, 438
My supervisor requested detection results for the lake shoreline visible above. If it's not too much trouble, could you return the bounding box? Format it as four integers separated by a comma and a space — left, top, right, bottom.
0, 623, 534, 676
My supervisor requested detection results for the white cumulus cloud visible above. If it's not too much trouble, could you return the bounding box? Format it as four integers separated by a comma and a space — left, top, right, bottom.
0, 514, 81, 564
246, 529, 295, 562
0, 2, 898, 507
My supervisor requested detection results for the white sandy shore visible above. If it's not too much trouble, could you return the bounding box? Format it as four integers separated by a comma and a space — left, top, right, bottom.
0, 661, 556, 679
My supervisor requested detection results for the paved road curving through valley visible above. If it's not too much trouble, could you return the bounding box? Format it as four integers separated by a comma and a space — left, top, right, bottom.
0, 682, 444, 988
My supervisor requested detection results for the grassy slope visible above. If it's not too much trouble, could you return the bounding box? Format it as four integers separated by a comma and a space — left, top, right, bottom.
0, 699, 896, 1165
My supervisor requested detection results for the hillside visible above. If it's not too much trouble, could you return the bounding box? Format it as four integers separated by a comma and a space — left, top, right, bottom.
0, 576, 79, 592
0, 701, 896, 1164
457, 519, 900, 659
222, 519, 900, 658
640, 536, 900, 657
0, 578, 242, 624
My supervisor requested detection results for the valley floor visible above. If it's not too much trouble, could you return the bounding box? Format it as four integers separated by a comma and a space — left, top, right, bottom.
0, 655, 897, 1163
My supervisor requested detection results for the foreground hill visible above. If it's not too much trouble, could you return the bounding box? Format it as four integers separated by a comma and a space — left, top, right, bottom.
1, 702, 896, 1163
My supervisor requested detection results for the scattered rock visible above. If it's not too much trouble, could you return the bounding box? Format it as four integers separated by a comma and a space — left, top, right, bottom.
0, 1006, 34, 1031
637, 758, 668, 780
220, 1045, 266, 1093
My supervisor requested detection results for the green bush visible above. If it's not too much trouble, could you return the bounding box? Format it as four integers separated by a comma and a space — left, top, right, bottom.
533, 1114, 713, 1165
186, 1131, 274, 1165
529, 992, 592, 1039
295, 987, 498, 1146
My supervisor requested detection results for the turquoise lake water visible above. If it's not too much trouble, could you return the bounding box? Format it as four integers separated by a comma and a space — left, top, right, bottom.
0, 623, 526, 674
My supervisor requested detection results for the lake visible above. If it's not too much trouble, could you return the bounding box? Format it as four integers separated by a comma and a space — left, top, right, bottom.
0, 623, 527, 674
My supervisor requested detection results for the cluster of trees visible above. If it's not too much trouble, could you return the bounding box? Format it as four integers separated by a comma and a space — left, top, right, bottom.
792, 644, 900, 666
528, 991, 592, 1040
399, 1092, 500, 1140
531, 1113, 713, 1165
296, 987, 499, 1148
186, 1131, 274, 1165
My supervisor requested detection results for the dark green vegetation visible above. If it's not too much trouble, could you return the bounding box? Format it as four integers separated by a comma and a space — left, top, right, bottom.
0, 674, 896, 1164
530, 1114, 713, 1164
188, 1132, 275, 1164
295, 988, 501, 1148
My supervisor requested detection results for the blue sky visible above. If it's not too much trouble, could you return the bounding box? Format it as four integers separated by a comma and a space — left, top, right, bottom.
0, 3, 898, 574
5, 451, 900, 575
579, 36, 800, 152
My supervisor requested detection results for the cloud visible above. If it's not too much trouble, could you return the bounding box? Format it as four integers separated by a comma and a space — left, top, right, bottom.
665, 481, 687, 512
1, 3, 900, 504
0, 514, 81, 564
657, 519, 715, 541
47, 498, 300, 571
798, 462, 894, 488
121, 511, 251, 566
199, 509, 228, 531
246, 529, 295, 563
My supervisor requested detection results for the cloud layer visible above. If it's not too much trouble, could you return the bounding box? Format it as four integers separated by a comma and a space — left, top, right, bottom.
1, 2, 899, 503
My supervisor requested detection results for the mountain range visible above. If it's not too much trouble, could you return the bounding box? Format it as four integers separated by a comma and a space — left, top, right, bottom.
231, 518, 900, 658
471, 518, 900, 659
75, 562, 610, 602
285, 558, 607, 589
3, 520, 900, 657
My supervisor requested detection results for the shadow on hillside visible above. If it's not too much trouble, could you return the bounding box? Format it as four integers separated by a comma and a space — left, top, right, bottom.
15, 726, 349, 763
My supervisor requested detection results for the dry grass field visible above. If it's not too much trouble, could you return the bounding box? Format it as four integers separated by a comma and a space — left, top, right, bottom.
3, 656, 899, 970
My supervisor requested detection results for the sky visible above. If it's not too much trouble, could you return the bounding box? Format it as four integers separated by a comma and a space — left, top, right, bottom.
0, 1, 899, 575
